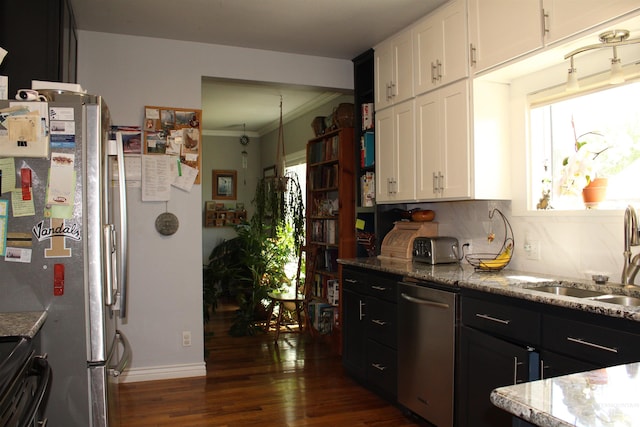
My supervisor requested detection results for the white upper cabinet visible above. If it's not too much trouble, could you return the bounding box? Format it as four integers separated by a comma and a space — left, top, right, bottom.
413, 0, 468, 95
543, 0, 640, 45
375, 99, 416, 203
468, 0, 544, 73
375, 30, 414, 110
415, 80, 471, 200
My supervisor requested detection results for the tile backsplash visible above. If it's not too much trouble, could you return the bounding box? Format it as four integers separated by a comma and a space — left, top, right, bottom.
402, 200, 624, 283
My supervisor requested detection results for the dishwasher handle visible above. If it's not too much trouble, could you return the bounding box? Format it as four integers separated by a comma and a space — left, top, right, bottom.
400, 292, 450, 309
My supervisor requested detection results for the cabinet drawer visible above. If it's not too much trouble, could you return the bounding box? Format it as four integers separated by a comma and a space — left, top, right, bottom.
543, 315, 640, 367
462, 296, 541, 345
366, 339, 397, 397
366, 297, 397, 349
342, 268, 398, 302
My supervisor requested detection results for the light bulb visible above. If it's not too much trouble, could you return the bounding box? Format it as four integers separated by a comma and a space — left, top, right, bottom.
566, 66, 579, 91
610, 57, 625, 84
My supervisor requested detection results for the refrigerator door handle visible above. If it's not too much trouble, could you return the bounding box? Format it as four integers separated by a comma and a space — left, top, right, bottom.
114, 136, 128, 319
103, 224, 115, 307
108, 330, 132, 378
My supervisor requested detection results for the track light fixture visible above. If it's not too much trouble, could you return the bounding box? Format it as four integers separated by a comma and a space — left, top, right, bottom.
564, 29, 640, 91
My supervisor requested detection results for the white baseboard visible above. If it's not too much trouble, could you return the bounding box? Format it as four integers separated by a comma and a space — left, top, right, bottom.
119, 362, 207, 383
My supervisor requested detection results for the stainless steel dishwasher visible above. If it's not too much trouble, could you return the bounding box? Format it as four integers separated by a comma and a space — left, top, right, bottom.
398, 279, 458, 427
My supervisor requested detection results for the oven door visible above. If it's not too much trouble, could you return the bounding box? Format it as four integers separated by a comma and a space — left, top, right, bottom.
0, 347, 51, 427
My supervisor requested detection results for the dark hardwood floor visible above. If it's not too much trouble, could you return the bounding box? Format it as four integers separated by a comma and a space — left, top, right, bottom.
118, 299, 422, 426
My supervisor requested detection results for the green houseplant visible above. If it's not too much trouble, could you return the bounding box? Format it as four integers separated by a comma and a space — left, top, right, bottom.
203, 171, 304, 336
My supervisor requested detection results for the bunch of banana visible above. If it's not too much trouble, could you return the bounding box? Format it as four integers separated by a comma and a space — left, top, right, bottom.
479, 243, 512, 270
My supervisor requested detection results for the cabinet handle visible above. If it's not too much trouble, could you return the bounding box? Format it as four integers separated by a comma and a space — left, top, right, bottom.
542, 9, 550, 34
371, 285, 387, 291
438, 172, 444, 193
436, 59, 442, 81
567, 337, 618, 353
390, 81, 396, 98
432, 172, 438, 194
386, 82, 392, 101
344, 278, 357, 284
475, 313, 511, 325
359, 300, 366, 320
371, 319, 387, 326
513, 357, 524, 384
469, 43, 477, 66
372, 363, 387, 371
431, 62, 437, 83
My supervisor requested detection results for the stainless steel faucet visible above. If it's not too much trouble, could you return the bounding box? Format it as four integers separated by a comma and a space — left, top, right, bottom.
622, 205, 640, 285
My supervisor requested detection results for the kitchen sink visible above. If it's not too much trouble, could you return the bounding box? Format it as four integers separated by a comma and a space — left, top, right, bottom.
529, 285, 606, 298
590, 295, 640, 306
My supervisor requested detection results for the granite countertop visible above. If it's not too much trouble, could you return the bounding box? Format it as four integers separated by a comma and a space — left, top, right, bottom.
339, 257, 640, 322
0, 311, 48, 338
491, 363, 640, 427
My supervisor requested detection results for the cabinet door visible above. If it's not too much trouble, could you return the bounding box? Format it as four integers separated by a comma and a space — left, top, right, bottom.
415, 90, 441, 199
374, 40, 393, 110
342, 288, 366, 379
540, 350, 597, 379
375, 107, 395, 203
392, 100, 416, 202
392, 31, 414, 105
543, 0, 640, 44
439, 0, 468, 85
459, 326, 534, 427
468, 0, 543, 72
416, 80, 470, 200
413, 0, 467, 95
440, 80, 470, 199
413, 13, 442, 95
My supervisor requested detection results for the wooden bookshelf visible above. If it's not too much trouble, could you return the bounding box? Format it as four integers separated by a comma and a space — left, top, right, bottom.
306, 127, 356, 350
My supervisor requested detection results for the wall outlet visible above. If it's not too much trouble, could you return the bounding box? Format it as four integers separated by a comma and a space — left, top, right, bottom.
524, 240, 540, 260
182, 331, 192, 347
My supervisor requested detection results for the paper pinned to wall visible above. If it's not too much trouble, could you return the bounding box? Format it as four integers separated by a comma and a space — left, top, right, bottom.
141, 155, 172, 202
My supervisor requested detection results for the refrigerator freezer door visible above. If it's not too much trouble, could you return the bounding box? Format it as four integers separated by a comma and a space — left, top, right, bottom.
89, 331, 131, 427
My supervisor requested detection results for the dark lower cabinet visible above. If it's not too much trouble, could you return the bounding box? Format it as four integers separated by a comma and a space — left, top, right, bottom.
459, 326, 536, 427
342, 266, 398, 400
342, 287, 366, 380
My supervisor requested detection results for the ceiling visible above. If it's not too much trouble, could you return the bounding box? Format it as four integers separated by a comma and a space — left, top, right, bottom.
69, 0, 448, 136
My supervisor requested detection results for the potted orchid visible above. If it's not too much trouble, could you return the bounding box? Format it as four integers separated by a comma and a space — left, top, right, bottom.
558, 121, 609, 206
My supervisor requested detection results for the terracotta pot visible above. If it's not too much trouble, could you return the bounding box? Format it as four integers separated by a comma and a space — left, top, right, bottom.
582, 177, 608, 208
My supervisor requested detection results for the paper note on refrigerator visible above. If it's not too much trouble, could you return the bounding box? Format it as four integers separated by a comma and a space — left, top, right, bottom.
0, 157, 15, 194
47, 152, 75, 206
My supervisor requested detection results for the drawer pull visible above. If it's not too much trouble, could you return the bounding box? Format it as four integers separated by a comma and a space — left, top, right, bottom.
371, 285, 387, 291
344, 278, 357, 284
567, 337, 618, 353
372, 363, 387, 371
476, 313, 511, 325
371, 319, 387, 326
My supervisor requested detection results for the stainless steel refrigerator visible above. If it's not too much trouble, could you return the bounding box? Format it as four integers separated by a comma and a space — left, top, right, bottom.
0, 90, 131, 426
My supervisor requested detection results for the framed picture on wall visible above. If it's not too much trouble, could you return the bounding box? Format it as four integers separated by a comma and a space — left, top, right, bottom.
213, 170, 237, 200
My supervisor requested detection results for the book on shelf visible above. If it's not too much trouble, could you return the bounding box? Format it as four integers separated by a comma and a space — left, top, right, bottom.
324, 249, 338, 272
327, 279, 339, 306
309, 301, 335, 334
326, 219, 337, 244
360, 171, 375, 207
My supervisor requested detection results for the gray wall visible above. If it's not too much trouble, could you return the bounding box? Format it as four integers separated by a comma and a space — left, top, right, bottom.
77, 29, 353, 381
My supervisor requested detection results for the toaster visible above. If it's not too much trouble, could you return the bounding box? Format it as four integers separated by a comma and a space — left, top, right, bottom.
413, 236, 460, 264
